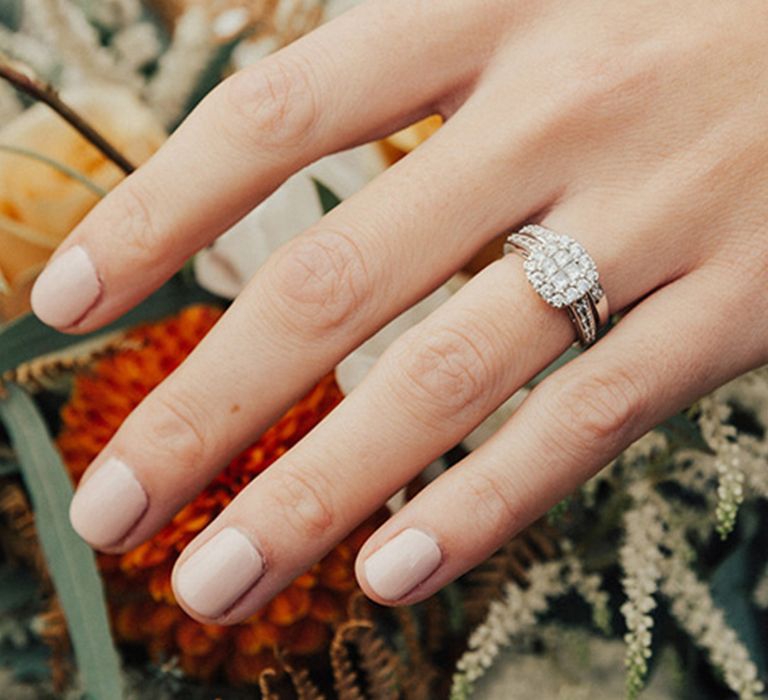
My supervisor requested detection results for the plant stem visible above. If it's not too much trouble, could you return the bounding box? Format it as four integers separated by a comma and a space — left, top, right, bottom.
0, 62, 136, 175
0, 144, 107, 197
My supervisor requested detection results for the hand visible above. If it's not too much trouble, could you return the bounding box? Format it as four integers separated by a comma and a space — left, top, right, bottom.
31, 0, 768, 623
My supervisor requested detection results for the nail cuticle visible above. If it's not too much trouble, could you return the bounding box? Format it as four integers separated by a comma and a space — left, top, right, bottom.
69, 457, 148, 549
175, 527, 266, 620
31, 245, 103, 329
363, 528, 442, 602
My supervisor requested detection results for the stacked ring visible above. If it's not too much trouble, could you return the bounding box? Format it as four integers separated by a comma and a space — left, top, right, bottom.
504, 224, 610, 347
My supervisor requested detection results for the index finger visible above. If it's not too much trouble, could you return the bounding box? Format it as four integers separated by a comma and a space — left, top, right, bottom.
30, 0, 492, 331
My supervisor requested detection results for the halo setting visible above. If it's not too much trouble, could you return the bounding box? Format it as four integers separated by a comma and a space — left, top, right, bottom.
504, 224, 608, 347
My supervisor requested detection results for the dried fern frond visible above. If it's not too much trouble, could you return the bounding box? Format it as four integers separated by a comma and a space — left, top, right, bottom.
346, 590, 375, 622
461, 521, 561, 627
0, 333, 141, 394
0, 482, 45, 575
258, 667, 282, 700
34, 596, 71, 693
354, 623, 401, 700
273, 648, 328, 700
331, 619, 404, 700
424, 594, 450, 655
331, 620, 370, 700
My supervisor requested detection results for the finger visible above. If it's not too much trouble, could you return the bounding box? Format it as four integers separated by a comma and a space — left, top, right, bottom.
67, 110, 562, 555
30, 0, 502, 332
165, 216, 677, 623
355, 267, 765, 605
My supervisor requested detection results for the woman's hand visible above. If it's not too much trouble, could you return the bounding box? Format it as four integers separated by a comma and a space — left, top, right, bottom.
31, 0, 768, 623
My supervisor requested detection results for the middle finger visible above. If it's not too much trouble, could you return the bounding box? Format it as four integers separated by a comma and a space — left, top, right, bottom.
169, 200, 677, 623
68, 109, 559, 553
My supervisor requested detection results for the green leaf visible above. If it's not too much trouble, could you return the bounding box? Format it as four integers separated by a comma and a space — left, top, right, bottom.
0, 565, 39, 612
0, 459, 19, 476
312, 178, 343, 214
0, 385, 124, 699
710, 508, 766, 678
174, 34, 249, 130
0, 274, 223, 377
0, 0, 22, 30
658, 413, 712, 453
1, 642, 51, 682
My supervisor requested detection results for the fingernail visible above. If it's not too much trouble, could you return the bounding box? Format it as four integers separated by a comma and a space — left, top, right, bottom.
31, 245, 101, 328
175, 528, 265, 619
363, 528, 442, 601
69, 457, 147, 549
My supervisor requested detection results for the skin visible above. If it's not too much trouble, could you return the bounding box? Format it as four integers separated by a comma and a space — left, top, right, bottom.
32, 0, 768, 623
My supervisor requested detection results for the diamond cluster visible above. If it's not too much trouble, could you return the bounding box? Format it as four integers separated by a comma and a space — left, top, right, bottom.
512, 227, 600, 308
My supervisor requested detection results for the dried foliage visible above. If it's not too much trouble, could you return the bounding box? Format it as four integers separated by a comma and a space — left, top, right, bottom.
35, 597, 71, 692
258, 667, 282, 700
0, 481, 44, 575
331, 620, 369, 700
460, 521, 561, 628
0, 334, 142, 395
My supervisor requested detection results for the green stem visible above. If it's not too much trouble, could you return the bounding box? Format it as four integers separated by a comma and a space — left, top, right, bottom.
0, 143, 107, 197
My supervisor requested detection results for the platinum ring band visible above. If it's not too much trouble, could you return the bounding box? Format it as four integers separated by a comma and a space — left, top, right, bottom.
504, 224, 609, 347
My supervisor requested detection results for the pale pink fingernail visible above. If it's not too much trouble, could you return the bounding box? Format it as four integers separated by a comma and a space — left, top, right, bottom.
175, 528, 265, 619
69, 457, 147, 549
31, 245, 102, 328
363, 528, 442, 601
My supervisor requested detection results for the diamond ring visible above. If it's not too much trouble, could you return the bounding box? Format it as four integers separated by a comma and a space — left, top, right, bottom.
504, 224, 609, 346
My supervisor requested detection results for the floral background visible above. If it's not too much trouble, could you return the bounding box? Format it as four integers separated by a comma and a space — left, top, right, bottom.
0, 1, 767, 699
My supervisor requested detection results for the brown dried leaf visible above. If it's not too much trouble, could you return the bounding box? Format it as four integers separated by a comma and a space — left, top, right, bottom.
462, 521, 561, 627
331, 620, 369, 700
258, 667, 281, 700
277, 650, 327, 700
354, 624, 401, 700
0, 334, 140, 394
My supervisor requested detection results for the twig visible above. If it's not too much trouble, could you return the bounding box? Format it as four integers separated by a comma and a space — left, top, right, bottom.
0, 62, 136, 174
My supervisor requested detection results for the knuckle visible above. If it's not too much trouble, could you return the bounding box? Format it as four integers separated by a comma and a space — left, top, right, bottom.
555, 46, 665, 129
114, 181, 163, 258
270, 466, 335, 541
462, 469, 522, 539
265, 228, 372, 336
223, 53, 319, 149
141, 390, 210, 468
391, 325, 494, 421
544, 367, 645, 454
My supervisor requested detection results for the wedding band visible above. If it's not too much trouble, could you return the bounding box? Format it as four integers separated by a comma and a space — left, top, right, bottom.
504, 224, 609, 347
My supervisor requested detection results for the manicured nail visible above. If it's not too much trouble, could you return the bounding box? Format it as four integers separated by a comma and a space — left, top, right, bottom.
363, 528, 442, 601
69, 457, 147, 549
175, 528, 265, 619
31, 245, 101, 328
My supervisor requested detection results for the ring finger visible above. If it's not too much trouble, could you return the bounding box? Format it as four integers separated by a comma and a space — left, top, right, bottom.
167, 201, 676, 622
67, 110, 560, 553
356, 266, 760, 605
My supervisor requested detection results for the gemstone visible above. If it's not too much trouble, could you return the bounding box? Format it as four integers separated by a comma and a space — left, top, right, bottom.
554, 249, 571, 267
540, 257, 557, 275
565, 288, 579, 303
552, 271, 569, 291
564, 261, 582, 281
551, 293, 565, 307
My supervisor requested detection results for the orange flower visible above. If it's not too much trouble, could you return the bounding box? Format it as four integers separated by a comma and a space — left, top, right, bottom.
57, 305, 384, 684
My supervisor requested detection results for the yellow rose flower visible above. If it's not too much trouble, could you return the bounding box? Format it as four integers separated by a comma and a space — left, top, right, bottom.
0, 86, 165, 318
380, 114, 442, 164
